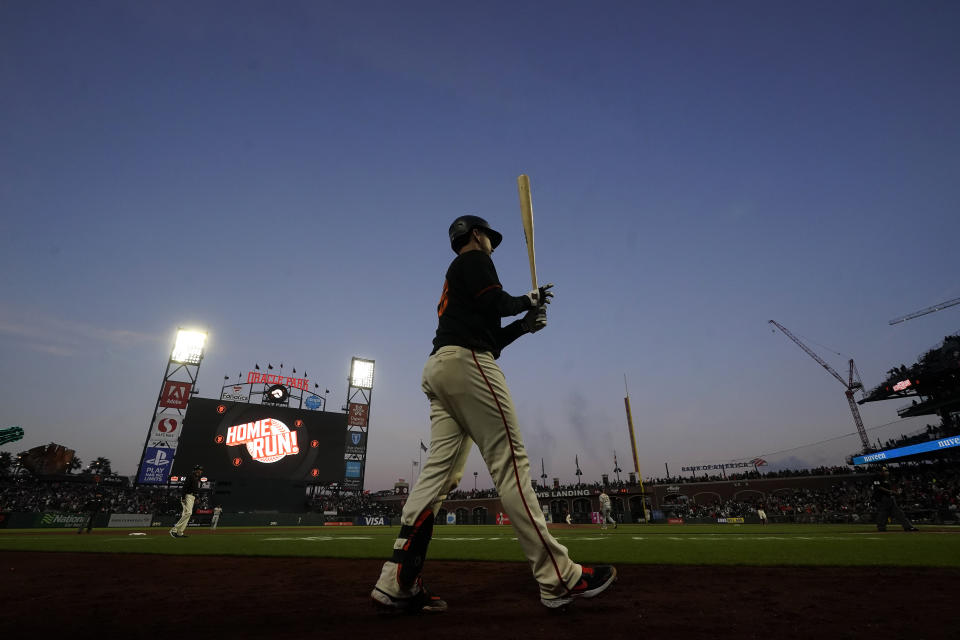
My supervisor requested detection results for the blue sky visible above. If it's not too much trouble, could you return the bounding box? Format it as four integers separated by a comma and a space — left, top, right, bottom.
2, 1, 958, 489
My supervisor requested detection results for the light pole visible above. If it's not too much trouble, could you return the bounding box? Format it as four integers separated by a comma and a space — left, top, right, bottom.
473, 471, 478, 492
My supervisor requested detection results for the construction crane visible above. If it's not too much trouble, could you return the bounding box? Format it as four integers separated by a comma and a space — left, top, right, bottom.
889, 296, 960, 325
768, 320, 871, 452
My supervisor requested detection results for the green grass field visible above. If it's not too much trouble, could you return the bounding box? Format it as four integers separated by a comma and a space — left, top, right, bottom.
2, 524, 958, 567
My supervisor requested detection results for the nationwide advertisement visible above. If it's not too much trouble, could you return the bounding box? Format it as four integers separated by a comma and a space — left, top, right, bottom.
138, 447, 176, 484
37, 513, 89, 528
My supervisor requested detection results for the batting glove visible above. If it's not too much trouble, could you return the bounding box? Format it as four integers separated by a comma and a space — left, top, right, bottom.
522, 307, 547, 333
524, 283, 554, 308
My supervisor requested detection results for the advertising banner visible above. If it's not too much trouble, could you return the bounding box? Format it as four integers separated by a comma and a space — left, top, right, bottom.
149, 414, 182, 447
343, 460, 362, 489
347, 403, 369, 427
138, 447, 175, 484
345, 460, 362, 479
220, 384, 249, 402
160, 381, 192, 409
345, 431, 366, 456
107, 513, 153, 528
358, 516, 390, 526
37, 513, 89, 528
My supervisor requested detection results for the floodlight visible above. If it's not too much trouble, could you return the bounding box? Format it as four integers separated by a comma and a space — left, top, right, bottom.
350, 357, 375, 389
171, 329, 207, 365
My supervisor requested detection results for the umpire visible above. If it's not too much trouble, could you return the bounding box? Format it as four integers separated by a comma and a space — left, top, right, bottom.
873, 466, 919, 532
170, 464, 203, 538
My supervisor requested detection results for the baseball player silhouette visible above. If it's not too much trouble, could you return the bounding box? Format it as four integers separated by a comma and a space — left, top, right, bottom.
370, 215, 617, 613
599, 490, 617, 529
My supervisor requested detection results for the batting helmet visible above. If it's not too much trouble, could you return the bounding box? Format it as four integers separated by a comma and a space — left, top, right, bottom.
448, 215, 503, 254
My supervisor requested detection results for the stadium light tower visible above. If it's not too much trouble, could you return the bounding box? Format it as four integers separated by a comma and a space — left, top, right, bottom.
344, 357, 375, 493
171, 329, 207, 365
350, 357, 375, 389
136, 327, 208, 485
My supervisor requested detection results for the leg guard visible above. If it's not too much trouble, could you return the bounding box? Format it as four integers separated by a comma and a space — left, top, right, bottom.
391, 509, 435, 589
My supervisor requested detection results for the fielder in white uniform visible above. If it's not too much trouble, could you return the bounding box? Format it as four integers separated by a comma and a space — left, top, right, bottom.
370, 215, 617, 613
599, 491, 617, 529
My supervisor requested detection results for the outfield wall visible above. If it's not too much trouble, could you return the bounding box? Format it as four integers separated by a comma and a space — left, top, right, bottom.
0, 511, 392, 529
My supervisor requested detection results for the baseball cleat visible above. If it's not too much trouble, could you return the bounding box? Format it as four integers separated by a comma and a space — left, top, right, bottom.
541, 565, 617, 609
169, 530, 178, 538
371, 584, 447, 614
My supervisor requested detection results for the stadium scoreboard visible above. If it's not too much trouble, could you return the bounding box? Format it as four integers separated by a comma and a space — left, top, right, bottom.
172, 398, 347, 485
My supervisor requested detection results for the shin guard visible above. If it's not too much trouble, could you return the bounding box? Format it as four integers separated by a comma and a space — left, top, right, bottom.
391, 509, 435, 589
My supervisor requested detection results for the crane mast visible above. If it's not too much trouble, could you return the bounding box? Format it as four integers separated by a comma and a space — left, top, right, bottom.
768, 320, 871, 453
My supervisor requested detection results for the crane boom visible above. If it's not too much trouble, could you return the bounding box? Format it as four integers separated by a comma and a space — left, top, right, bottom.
768, 320, 848, 387
889, 296, 960, 325
769, 320, 871, 452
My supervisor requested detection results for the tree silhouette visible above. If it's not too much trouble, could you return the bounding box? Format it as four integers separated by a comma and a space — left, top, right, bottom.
86, 457, 112, 476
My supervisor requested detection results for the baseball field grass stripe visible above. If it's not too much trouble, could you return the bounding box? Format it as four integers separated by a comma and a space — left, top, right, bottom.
1, 525, 958, 567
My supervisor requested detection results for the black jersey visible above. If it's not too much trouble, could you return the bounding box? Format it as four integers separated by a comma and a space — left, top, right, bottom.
432, 250, 532, 358
872, 477, 892, 500
182, 473, 201, 497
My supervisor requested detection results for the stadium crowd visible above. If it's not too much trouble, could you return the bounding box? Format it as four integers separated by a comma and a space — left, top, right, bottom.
306, 491, 401, 517
659, 463, 960, 524
1, 461, 957, 525
0, 477, 182, 515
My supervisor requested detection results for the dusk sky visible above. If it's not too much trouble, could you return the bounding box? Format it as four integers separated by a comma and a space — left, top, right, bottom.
2, 1, 958, 490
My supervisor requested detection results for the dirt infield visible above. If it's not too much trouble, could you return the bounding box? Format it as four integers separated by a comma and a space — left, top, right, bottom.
1, 550, 956, 639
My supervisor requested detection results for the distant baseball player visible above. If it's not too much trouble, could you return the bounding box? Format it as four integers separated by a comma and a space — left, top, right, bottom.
756, 503, 768, 525
210, 505, 222, 531
170, 464, 203, 538
598, 490, 617, 529
873, 466, 919, 532
77, 490, 103, 534
370, 215, 617, 613
565, 511, 572, 526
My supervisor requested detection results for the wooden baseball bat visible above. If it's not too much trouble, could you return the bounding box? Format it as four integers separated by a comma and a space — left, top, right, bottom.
517, 174, 538, 291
